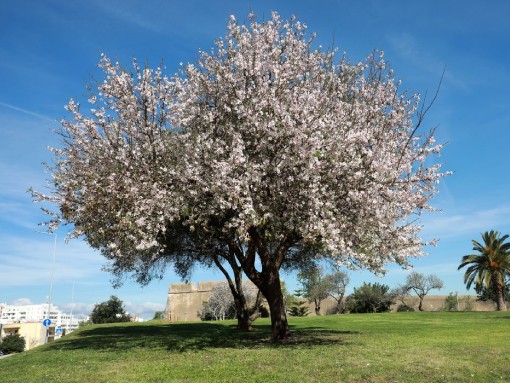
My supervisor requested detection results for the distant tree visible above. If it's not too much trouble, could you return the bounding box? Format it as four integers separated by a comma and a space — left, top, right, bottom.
458, 230, 510, 311
462, 296, 475, 311
288, 289, 310, 317
0, 334, 25, 354
33, 11, 447, 341
404, 272, 444, 311
443, 292, 459, 311
324, 270, 350, 314
391, 284, 414, 312
200, 282, 262, 322
90, 295, 131, 324
78, 319, 92, 328
280, 280, 296, 314
347, 282, 394, 313
288, 300, 310, 317
200, 283, 236, 321
297, 265, 330, 315
152, 311, 165, 320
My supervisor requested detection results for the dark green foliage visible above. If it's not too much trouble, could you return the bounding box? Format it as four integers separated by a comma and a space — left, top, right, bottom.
90, 295, 131, 324
347, 282, 394, 313
288, 300, 310, 317
476, 282, 510, 302
152, 311, 165, 320
0, 334, 25, 354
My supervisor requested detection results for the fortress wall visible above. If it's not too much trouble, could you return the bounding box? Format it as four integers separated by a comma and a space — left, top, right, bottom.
165, 281, 226, 322
303, 295, 495, 314
164, 280, 498, 322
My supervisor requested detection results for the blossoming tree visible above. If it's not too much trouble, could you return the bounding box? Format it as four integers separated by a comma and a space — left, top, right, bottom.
34, 12, 447, 341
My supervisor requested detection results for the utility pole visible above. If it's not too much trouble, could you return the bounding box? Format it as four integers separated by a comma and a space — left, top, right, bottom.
43, 233, 57, 344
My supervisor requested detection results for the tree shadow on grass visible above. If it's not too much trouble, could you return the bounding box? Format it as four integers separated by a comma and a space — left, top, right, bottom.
45, 322, 358, 353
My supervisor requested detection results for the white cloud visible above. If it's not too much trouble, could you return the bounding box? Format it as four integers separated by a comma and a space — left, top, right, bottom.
124, 301, 166, 320
0, 234, 105, 287
9, 297, 34, 306
57, 300, 165, 320
0, 101, 56, 122
59, 302, 95, 319
420, 205, 510, 240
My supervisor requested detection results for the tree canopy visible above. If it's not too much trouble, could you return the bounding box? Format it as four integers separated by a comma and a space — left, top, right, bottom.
347, 282, 394, 313
90, 295, 131, 324
297, 265, 330, 315
0, 334, 25, 354
34, 12, 447, 341
404, 272, 443, 311
458, 230, 510, 311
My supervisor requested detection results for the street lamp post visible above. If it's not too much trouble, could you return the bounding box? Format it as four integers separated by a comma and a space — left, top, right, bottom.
42, 233, 57, 344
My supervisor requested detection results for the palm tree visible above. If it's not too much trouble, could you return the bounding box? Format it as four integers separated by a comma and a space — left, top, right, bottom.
458, 230, 510, 311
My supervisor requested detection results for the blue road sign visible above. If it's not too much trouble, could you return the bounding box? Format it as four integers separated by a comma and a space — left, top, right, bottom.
55, 327, 63, 334
43, 319, 51, 327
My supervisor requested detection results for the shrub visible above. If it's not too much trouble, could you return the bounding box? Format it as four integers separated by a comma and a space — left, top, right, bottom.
288, 301, 310, 317
90, 295, 131, 324
347, 282, 394, 313
396, 304, 415, 312
463, 296, 475, 311
443, 292, 459, 311
78, 319, 92, 328
0, 334, 25, 354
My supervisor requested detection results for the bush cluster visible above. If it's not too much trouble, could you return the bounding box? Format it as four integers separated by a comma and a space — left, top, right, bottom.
0, 334, 25, 354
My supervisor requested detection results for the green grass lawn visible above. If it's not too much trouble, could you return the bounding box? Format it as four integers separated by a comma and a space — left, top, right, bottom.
1, 311, 509, 383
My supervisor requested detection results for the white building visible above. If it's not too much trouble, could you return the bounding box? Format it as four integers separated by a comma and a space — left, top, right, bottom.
0, 303, 79, 332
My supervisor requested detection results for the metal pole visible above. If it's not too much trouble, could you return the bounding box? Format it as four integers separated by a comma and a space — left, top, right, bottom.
68, 282, 75, 334
45, 233, 57, 344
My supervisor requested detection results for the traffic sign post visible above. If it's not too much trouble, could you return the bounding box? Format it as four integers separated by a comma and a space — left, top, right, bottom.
43, 319, 52, 327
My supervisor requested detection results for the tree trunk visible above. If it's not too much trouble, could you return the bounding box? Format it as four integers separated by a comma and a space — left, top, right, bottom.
495, 285, 507, 311
263, 279, 290, 342
338, 293, 345, 313
237, 305, 253, 330
418, 295, 425, 311
235, 291, 263, 331
314, 298, 321, 316
211, 253, 256, 331
247, 265, 289, 342
230, 229, 294, 342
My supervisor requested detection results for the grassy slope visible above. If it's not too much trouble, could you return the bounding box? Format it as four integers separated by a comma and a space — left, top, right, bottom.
0, 312, 509, 383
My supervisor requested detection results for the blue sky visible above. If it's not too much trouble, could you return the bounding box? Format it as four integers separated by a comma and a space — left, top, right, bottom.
1, 1, 509, 319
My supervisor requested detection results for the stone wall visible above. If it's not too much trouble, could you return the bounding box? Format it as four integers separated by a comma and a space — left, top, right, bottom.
164, 280, 498, 322
164, 281, 224, 322
300, 295, 496, 314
